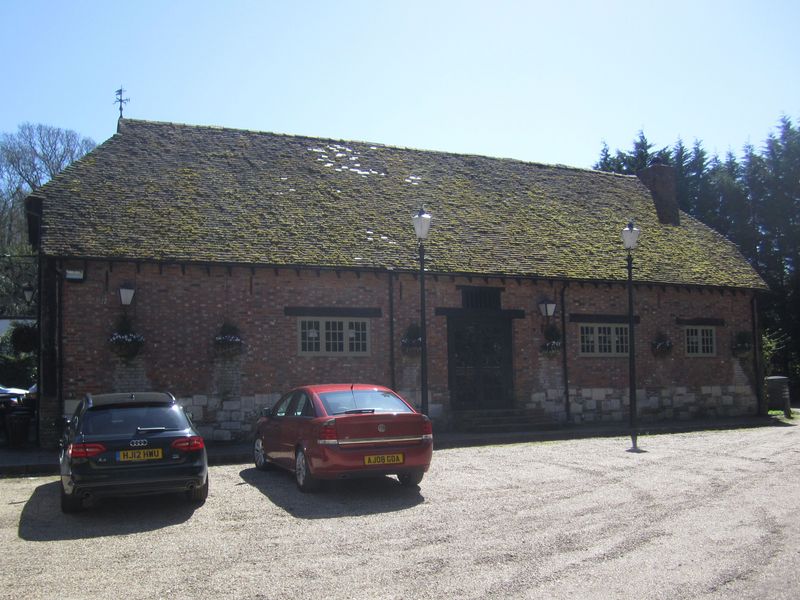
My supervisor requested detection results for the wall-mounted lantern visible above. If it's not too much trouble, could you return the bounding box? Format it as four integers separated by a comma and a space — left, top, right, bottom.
119, 284, 136, 306
538, 298, 561, 356
538, 300, 556, 318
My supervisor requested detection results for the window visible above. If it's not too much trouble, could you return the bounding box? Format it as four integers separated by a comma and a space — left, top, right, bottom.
685, 326, 716, 356
292, 392, 315, 417
272, 394, 293, 417
318, 390, 414, 415
579, 324, 629, 356
82, 405, 189, 435
298, 319, 371, 355
300, 321, 320, 353
349, 320, 368, 353
461, 287, 502, 309
325, 320, 344, 353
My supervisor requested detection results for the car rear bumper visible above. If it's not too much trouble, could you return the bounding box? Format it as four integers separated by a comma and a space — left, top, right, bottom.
63, 461, 208, 499
307, 441, 432, 480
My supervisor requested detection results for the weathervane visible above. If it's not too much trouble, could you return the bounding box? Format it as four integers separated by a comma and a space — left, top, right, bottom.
114, 87, 130, 118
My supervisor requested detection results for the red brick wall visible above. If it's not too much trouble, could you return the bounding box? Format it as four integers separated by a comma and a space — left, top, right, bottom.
562, 283, 756, 389
62, 262, 397, 399
55, 261, 758, 430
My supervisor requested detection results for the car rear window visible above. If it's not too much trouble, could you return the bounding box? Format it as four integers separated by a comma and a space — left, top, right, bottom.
318, 390, 413, 415
82, 404, 190, 435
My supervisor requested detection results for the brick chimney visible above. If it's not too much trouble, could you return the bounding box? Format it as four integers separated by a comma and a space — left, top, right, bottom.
637, 163, 680, 225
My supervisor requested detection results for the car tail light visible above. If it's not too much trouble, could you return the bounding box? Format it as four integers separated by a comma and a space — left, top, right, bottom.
422, 416, 433, 441
68, 443, 106, 458
318, 419, 338, 445
171, 436, 205, 452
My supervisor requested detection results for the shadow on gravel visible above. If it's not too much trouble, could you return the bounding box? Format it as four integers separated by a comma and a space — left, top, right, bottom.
239, 467, 424, 519
18, 481, 198, 541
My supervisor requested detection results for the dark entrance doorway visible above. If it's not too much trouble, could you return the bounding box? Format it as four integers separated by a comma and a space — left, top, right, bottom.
447, 316, 514, 410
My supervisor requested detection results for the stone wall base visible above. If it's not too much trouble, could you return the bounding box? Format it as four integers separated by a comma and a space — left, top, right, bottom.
526, 385, 757, 425
54, 383, 757, 444
177, 393, 280, 441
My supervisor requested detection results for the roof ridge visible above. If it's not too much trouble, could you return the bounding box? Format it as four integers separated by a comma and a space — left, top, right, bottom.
117, 118, 630, 177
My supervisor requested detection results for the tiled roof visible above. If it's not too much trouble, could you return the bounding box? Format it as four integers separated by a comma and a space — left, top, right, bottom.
31, 119, 765, 289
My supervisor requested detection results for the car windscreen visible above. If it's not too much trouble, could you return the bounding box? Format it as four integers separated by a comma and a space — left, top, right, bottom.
318, 390, 413, 415
81, 404, 190, 435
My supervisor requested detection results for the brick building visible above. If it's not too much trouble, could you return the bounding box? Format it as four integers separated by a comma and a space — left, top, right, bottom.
26, 119, 767, 447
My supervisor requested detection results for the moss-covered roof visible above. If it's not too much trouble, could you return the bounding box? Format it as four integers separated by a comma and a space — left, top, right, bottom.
31, 118, 765, 289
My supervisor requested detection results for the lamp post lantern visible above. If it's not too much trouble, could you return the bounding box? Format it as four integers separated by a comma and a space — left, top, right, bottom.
413, 208, 431, 415
621, 221, 641, 450
22, 283, 34, 305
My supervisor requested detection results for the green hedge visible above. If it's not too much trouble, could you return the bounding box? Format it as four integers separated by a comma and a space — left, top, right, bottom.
0, 353, 36, 389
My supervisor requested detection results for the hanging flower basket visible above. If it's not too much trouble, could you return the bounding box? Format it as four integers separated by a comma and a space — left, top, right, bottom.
651, 332, 673, 357
109, 332, 145, 359
540, 340, 562, 357
401, 323, 422, 355
540, 323, 562, 357
213, 322, 245, 357
109, 314, 144, 360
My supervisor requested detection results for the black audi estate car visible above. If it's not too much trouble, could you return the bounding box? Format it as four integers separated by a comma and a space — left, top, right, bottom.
59, 392, 208, 513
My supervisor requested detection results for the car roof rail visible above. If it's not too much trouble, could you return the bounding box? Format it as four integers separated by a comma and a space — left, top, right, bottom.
84, 391, 176, 408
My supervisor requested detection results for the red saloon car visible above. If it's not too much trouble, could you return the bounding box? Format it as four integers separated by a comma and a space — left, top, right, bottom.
253, 384, 433, 492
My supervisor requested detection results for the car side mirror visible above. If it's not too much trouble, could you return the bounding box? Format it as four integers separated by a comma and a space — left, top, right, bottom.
260, 407, 271, 418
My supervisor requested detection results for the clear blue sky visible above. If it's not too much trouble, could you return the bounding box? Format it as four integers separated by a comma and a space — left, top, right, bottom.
1, 0, 798, 168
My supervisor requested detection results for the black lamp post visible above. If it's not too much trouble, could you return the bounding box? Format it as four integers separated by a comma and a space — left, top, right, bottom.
622, 221, 641, 450
413, 208, 431, 415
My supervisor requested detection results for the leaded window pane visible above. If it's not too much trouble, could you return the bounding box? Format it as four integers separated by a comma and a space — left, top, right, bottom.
325, 321, 344, 353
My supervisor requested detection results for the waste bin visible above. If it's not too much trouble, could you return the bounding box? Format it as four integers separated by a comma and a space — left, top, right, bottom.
6, 408, 32, 447
765, 376, 791, 417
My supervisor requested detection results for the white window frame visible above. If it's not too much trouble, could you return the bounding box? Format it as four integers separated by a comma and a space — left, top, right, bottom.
297, 318, 371, 356
685, 326, 716, 357
579, 323, 629, 356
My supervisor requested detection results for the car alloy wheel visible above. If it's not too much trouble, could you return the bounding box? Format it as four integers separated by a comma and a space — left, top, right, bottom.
294, 448, 319, 493
253, 437, 270, 471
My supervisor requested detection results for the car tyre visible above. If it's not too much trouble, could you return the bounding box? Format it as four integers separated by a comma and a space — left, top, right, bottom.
398, 471, 424, 487
253, 437, 272, 471
187, 477, 209, 504
295, 448, 320, 493
60, 484, 83, 513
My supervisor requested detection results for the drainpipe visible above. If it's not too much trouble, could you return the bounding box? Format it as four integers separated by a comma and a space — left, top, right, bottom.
560, 282, 570, 423
751, 292, 764, 415
34, 252, 43, 445
57, 262, 64, 425
388, 272, 396, 390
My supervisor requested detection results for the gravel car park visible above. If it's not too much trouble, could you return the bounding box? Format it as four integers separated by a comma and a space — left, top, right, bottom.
2, 424, 800, 599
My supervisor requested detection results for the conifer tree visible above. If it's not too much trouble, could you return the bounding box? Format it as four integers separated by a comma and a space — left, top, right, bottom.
594, 117, 800, 379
